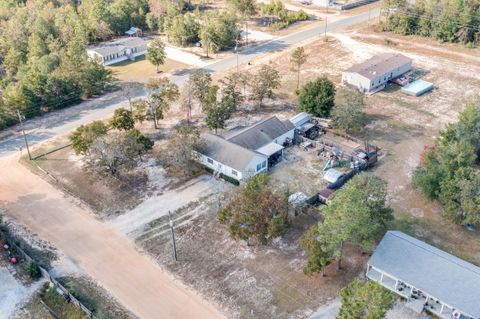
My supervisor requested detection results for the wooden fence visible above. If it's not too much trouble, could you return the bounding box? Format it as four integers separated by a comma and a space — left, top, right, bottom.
1, 228, 96, 319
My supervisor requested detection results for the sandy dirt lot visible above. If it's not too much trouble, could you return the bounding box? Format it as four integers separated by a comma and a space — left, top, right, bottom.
0, 268, 45, 319
137, 183, 369, 319
0, 154, 224, 319
110, 175, 225, 236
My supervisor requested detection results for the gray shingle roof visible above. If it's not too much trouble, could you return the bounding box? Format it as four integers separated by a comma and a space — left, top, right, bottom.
345, 53, 412, 80
226, 116, 294, 150
88, 37, 147, 57
201, 133, 266, 172
368, 231, 480, 317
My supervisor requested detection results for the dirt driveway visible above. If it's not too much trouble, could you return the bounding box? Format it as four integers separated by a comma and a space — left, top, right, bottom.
110, 175, 225, 236
0, 154, 224, 319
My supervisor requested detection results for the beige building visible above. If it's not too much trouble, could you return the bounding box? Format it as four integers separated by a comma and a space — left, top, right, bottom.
342, 53, 412, 92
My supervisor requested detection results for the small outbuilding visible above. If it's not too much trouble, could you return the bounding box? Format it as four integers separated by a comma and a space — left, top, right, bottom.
342, 53, 412, 93
323, 168, 344, 183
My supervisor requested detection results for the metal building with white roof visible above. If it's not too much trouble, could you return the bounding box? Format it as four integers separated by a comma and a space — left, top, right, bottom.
367, 231, 480, 319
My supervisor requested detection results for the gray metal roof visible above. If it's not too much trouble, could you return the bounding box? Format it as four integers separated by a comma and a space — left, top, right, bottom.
226, 116, 294, 150
289, 112, 310, 128
369, 231, 480, 318
88, 37, 147, 57
345, 53, 412, 80
201, 133, 266, 172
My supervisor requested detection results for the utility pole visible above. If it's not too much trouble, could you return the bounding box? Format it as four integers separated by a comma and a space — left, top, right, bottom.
168, 210, 178, 261
234, 42, 239, 73
324, 16, 328, 39
16, 110, 32, 160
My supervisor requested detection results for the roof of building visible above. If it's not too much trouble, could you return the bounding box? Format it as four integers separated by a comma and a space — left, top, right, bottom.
323, 168, 344, 183
318, 188, 335, 199
256, 142, 284, 156
368, 231, 480, 318
344, 53, 412, 80
289, 112, 310, 128
88, 37, 147, 57
125, 27, 141, 35
201, 133, 266, 172
226, 116, 294, 150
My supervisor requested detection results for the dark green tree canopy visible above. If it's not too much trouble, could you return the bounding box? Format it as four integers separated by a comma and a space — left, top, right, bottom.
111, 108, 135, 131
70, 121, 109, 155
413, 100, 480, 226
338, 280, 394, 319
219, 173, 289, 245
297, 76, 336, 117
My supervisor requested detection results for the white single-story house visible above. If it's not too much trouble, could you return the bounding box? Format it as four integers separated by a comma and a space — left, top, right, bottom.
197, 116, 295, 182
87, 37, 147, 66
367, 231, 480, 319
198, 133, 268, 181
342, 53, 412, 93
225, 116, 295, 166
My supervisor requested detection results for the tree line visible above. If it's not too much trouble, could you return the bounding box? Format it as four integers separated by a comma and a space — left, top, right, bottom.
0, 0, 124, 130
413, 100, 480, 227
382, 0, 480, 46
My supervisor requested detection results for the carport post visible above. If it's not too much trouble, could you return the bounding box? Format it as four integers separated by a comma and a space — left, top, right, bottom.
168, 210, 178, 261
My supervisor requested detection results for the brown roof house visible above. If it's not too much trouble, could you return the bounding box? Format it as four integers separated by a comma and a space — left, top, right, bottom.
342, 53, 412, 93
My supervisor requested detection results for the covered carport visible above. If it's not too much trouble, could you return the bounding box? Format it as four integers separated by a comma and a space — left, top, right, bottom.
257, 142, 285, 167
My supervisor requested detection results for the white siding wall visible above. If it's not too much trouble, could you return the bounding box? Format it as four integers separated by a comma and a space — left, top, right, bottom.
342, 61, 412, 92
198, 154, 243, 180
103, 50, 146, 66
273, 129, 295, 146
342, 72, 372, 92
244, 154, 268, 179
87, 48, 146, 66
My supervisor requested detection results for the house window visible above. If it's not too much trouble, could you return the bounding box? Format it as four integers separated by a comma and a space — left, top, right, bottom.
257, 163, 262, 171
232, 169, 238, 176
262, 161, 266, 168
207, 158, 213, 164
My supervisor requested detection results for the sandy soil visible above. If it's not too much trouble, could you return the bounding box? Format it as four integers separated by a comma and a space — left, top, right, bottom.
109, 174, 225, 236
138, 188, 369, 319
0, 154, 225, 319
0, 268, 45, 319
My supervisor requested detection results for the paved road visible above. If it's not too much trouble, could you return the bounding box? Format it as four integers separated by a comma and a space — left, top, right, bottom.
0, 8, 379, 158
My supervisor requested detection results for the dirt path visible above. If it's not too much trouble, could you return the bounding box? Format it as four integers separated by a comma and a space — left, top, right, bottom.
0, 154, 224, 319
110, 175, 225, 236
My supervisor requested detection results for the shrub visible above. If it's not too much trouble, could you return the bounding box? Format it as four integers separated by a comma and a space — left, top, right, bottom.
297, 76, 336, 117
219, 173, 240, 185
25, 260, 41, 279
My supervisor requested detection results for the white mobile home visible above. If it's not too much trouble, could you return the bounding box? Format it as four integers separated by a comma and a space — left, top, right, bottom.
225, 116, 295, 166
342, 53, 412, 92
87, 37, 147, 66
367, 231, 480, 319
198, 133, 268, 181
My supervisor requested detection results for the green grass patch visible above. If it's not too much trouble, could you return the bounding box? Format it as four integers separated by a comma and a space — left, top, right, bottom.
40, 283, 88, 319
